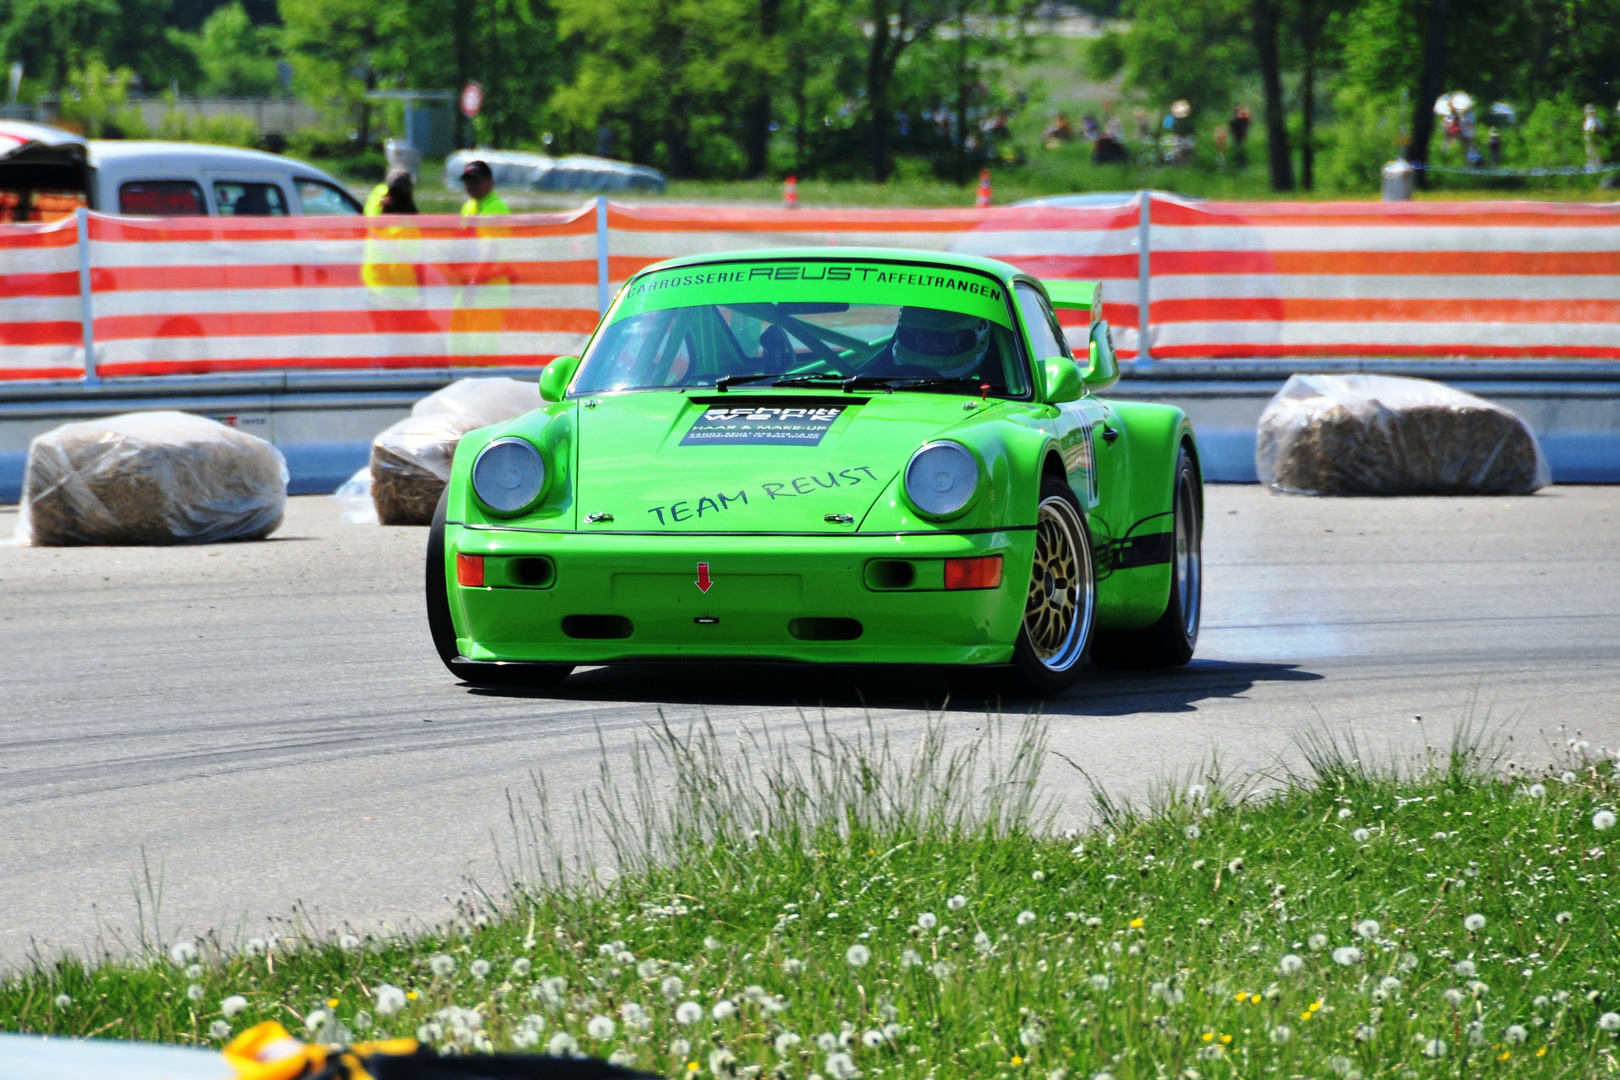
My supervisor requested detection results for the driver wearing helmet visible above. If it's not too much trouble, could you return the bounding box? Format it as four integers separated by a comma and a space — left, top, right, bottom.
872, 306, 996, 380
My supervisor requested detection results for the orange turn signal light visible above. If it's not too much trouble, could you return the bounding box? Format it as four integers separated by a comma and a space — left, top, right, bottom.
456, 553, 485, 587
944, 555, 1003, 590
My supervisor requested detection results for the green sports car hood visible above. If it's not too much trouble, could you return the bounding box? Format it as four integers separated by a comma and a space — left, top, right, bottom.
574, 390, 1003, 532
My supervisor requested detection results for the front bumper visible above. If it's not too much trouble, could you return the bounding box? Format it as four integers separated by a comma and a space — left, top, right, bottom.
446, 525, 1035, 665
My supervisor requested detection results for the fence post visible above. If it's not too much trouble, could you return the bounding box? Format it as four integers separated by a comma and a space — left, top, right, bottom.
76, 207, 98, 385
595, 196, 610, 316
1135, 190, 1152, 370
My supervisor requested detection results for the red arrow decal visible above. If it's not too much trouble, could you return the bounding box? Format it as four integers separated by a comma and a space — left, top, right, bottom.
695, 562, 713, 593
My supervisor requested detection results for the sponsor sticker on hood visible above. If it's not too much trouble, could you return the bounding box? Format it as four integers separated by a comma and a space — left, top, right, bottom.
681, 405, 843, 446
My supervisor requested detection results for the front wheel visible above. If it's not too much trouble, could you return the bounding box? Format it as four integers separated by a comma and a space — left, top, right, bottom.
426, 488, 574, 688
1091, 443, 1201, 669
1006, 476, 1098, 696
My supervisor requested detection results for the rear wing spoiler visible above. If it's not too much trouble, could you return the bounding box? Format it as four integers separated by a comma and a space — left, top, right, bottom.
1041, 280, 1102, 330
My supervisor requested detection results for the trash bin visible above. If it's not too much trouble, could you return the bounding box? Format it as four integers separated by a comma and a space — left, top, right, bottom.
1381, 159, 1415, 201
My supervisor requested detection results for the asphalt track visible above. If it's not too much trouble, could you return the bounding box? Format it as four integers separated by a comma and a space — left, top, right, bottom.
2, 485, 1618, 966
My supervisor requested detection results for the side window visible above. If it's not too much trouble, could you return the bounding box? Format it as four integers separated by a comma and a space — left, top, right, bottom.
1014, 282, 1072, 362
295, 178, 362, 215
120, 181, 205, 216
214, 181, 289, 217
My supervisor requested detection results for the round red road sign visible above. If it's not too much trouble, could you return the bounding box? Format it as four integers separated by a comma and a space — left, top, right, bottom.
460, 81, 483, 118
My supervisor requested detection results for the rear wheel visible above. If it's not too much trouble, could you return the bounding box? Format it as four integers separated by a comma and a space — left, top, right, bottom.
1091, 444, 1201, 669
1006, 476, 1097, 696
427, 488, 574, 687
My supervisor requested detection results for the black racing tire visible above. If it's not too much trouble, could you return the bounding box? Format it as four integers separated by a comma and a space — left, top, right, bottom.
1091, 443, 1202, 669
427, 488, 574, 687
1006, 475, 1098, 697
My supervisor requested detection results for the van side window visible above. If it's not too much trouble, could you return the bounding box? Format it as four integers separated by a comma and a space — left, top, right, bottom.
295, 178, 362, 215
119, 181, 206, 216
214, 181, 288, 216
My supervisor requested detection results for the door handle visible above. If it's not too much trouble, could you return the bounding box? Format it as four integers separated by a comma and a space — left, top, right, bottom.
1101, 426, 1119, 444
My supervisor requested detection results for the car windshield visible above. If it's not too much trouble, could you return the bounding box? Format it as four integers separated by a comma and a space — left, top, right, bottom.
572, 263, 1030, 398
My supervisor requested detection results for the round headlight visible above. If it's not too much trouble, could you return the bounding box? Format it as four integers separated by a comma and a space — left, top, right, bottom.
904, 441, 979, 519
472, 437, 545, 514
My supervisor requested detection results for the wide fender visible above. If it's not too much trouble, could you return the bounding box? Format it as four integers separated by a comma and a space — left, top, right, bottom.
857, 412, 1053, 533
444, 402, 576, 528
1095, 401, 1200, 630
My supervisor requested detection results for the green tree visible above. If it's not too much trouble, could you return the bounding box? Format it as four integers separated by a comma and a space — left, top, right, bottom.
0, 0, 189, 93
174, 1, 280, 95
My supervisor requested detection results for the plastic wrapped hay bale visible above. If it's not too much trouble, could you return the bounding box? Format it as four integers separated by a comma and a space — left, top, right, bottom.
1256, 373, 1549, 496
371, 376, 539, 525
21, 411, 288, 545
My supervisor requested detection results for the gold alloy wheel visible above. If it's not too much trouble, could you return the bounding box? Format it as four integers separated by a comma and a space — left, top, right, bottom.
1022, 494, 1094, 671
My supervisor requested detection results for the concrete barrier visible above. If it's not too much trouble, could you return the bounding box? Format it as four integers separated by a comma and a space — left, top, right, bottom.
2, 362, 1615, 504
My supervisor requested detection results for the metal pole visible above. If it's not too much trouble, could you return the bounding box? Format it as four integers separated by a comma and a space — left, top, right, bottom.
1135, 190, 1152, 370
76, 207, 98, 384
595, 196, 610, 316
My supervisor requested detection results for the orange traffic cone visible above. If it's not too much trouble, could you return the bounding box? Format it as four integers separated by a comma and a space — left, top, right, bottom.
783, 175, 799, 209
975, 169, 992, 207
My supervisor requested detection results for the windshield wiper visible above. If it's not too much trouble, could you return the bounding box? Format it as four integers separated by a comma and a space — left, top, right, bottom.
847, 375, 1000, 395
714, 373, 781, 392
770, 373, 849, 388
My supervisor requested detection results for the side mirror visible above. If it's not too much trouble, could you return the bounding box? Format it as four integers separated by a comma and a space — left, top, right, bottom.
1081, 322, 1120, 392
1040, 355, 1083, 404
539, 355, 582, 403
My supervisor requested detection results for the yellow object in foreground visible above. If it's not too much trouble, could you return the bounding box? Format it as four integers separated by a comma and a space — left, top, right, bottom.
223, 1021, 417, 1080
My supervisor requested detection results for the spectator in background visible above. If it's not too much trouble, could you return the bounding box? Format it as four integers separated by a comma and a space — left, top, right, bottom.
1081, 113, 1100, 140
459, 159, 510, 216
1042, 113, 1074, 149
365, 169, 418, 216
1585, 105, 1605, 169
1487, 127, 1502, 166
1105, 114, 1125, 143
1230, 105, 1251, 167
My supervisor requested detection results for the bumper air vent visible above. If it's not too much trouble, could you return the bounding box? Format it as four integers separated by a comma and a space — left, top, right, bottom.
561, 615, 634, 639
788, 617, 863, 641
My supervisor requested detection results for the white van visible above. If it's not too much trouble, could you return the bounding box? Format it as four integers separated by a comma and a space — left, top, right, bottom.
0, 120, 362, 220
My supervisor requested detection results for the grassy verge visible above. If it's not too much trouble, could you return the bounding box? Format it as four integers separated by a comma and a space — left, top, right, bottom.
5, 716, 1620, 1078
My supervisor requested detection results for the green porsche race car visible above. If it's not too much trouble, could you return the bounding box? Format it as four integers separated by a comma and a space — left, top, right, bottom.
427, 247, 1202, 695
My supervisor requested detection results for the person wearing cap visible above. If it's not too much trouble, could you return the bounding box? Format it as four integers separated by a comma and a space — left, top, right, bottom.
459, 159, 510, 216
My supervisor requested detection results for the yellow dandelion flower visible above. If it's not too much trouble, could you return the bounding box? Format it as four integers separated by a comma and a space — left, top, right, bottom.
406, 991, 418, 1000
1202, 1032, 1215, 1042
327, 999, 339, 1008
1130, 918, 1145, 929
1537, 1048, 1548, 1058
687, 1063, 700, 1072
1234, 992, 1248, 1002
1300, 1011, 1312, 1021
1309, 1000, 1323, 1012
1220, 1034, 1232, 1044
1499, 1051, 1511, 1061
1011, 1056, 1024, 1066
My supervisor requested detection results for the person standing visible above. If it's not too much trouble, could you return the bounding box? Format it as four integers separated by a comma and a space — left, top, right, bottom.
365, 169, 418, 216
362, 170, 428, 350
1584, 105, 1605, 170
1230, 105, 1251, 167
459, 159, 510, 216
453, 159, 511, 362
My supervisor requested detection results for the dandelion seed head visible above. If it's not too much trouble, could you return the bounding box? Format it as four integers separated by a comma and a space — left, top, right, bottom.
169, 940, 198, 966
1464, 913, 1487, 932
675, 1001, 703, 1025
339, 934, 360, 951
53, 993, 72, 1008
703, 936, 722, 950
429, 953, 456, 978
775, 1032, 801, 1055
615, 950, 635, 965
186, 964, 204, 980
816, 1032, 838, 1051
1017, 910, 1037, 926
1278, 953, 1304, 976
899, 948, 923, 968
929, 960, 956, 978
586, 1015, 615, 1040
1356, 919, 1381, 940
1528, 783, 1547, 799
1269, 1025, 1291, 1043
1184, 824, 1200, 839
1333, 946, 1363, 966
1562, 771, 1577, 784
1423, 1038, 1448, 1059
1443, 988, 1465, 1006
1227, 858, 1244, 873
825, 1051, 860, 1080
781, 958, 805, 976
1352, 827, 1371, 843
470, 959, 491, 979
862, 1028, 885, 1048
973, 930, 994, 954
1188, 784, 1206, 801
507, 957, 531, 978
1595, 810, 1617, 831
186, 983, 205, 1002
947, 894, 967, 911
845, 944, 871, 968
1032, 869, 1046, 882
1454, 959, 1476, 976
1600, 1013, 1620, 1032
1191, 859, 1206, 870
546, 1032, 579, 1057
916, 912, 937, 929
1399, 952, 1420, 972
1019, 1025, 1044, 1048
1556, 910, 1573, 924
1090, 974, 1111, 991
1505, 1024, 1528, 1043
712, 999, 736, 1021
